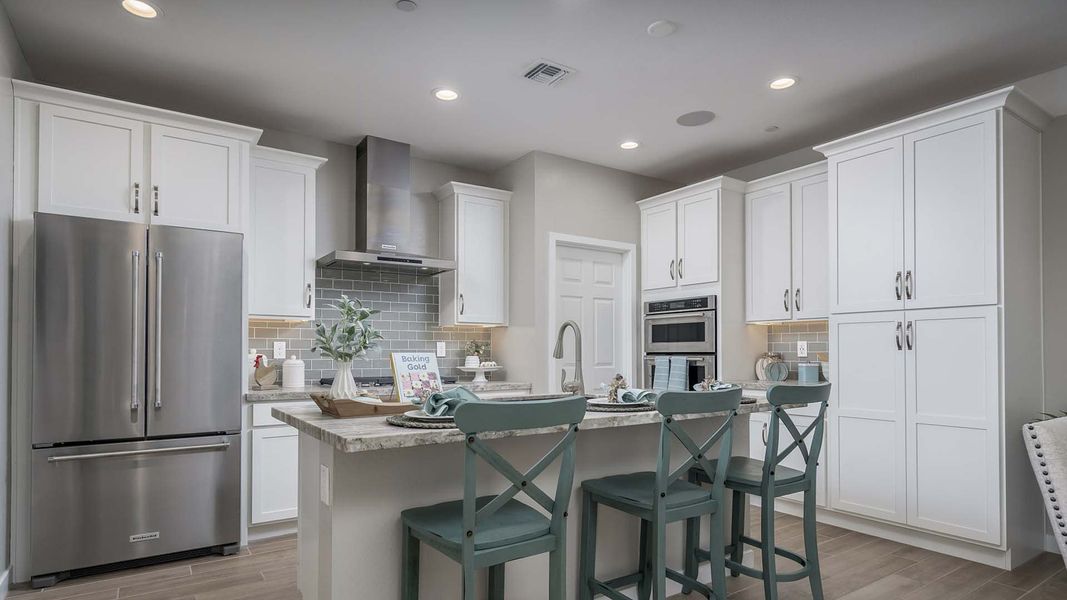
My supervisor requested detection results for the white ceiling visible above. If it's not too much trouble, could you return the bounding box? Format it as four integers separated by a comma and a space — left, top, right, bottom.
5, 0, 1067, 183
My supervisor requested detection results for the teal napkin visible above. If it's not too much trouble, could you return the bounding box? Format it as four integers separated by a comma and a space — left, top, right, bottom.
652, 356, 670, 391
422, 386, 481, 417
619, 388, 658, 404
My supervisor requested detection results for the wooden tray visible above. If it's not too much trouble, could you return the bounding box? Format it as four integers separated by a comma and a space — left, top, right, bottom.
310, 393, 412, 418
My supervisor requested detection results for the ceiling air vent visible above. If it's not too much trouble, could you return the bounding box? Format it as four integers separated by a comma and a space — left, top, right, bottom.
523, 60, 574, 86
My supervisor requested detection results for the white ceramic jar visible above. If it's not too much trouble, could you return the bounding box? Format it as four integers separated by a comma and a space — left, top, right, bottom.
282, 355, 305, 389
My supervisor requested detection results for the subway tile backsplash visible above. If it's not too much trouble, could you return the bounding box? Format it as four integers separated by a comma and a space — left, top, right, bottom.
249, 266, 492, 385
765, 320, 831, 380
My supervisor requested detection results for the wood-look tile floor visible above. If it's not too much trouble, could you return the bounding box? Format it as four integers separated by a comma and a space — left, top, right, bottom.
8, 510, 1065, 599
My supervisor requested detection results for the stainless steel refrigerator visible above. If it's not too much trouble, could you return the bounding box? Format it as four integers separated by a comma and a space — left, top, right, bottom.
30, 213, 243, 587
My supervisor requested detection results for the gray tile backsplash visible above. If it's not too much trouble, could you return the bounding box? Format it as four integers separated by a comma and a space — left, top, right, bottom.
765, 320, 831, 380
249, 266, 492, 385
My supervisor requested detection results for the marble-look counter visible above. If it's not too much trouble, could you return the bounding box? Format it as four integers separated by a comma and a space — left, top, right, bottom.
272, 389, 771, 454
245, 380, 533, 402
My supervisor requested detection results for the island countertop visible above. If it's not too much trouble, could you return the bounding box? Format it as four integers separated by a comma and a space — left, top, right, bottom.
272, 389, 774, 454
245, 380, 533, 402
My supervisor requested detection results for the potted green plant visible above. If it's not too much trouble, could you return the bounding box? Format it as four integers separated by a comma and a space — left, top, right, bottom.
311, 295, 384, 399
464, 340, 489, 368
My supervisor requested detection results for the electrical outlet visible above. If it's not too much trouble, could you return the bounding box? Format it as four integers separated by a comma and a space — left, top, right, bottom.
436, 341, 447, 358
273, 341, 286, 359
797, 340, 808, 358
320, 464, 331, 506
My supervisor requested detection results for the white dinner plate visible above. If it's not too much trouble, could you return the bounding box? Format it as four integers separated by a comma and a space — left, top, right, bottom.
403, 410, 456, 422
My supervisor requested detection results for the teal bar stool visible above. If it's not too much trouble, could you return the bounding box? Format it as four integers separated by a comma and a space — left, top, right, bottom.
578, 388, 742, 600
685, 383, 831, 600
400, 395, 586, 600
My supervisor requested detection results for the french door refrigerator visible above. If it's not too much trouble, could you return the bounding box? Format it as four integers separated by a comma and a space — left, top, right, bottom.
30, 213, 243, 587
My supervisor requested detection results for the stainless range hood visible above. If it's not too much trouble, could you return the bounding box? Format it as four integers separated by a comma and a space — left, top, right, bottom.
317, 136, 456, 275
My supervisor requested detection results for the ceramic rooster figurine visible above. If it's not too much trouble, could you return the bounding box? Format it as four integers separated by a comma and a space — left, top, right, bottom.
253, 354, 278, 388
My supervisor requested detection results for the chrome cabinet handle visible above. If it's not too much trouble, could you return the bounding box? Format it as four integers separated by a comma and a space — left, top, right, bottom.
47, 442, 231, 463
905, 270, 913, 300
152, 185, 160, 216
154, 251, 163, 409
459, 293, 465, 315
305, 283, 312, 309
130, 250, 141, 410
895, 271, 903, 300
896, 321, 903, 351
132, 183, 141, 214
761, 422, 768, 446
794, 288, 801, 312
677, 258, 684, 279
669, 260, 675, 281
906, 321, 914, 350
783, 289, 790, 312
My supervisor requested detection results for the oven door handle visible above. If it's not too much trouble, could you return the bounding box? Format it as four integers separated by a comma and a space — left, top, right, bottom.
643, 311, 714, 321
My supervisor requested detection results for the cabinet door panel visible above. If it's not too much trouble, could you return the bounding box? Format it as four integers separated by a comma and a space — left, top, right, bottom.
904, 112, 998, 309
38, 103, 145, 222
829, 311, 907, 523
457, 195, 506, 324
906, 306, 1000, 543
792, 174, 829, 319
641, 203, 677, 291
251, 427, 299, 524
150, 125, 241, 232
745, 185, 792, 322
829, 139, 904, 313
250, 159, 315, 319
677, 191, 719, 286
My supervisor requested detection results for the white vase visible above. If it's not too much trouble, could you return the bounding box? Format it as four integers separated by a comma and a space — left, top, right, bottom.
464, 355, 481, 368
330, 360, 359, 400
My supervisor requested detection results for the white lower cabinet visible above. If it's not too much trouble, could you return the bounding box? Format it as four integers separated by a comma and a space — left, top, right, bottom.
828, 306, 1000, 543
249, 403, 308, 525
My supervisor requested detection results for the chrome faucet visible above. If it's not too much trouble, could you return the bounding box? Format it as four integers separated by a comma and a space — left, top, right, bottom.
552, 320, 585, 395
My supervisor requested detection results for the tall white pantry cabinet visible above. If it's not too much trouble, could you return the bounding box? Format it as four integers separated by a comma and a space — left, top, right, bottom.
816, 87, 1049, 567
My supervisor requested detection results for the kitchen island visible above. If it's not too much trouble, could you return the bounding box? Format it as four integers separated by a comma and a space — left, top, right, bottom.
273, 389, 772, 600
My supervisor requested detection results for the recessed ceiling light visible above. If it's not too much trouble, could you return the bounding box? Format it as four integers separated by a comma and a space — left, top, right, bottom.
620, 141, 640, 150
433, 88, 459, 101
676, 110, 716, 127
122, 0, 159, 18
764, 125, 780, 133
769, 77, 797, 90
646, 20, 678, 38
395, 0, 418, 11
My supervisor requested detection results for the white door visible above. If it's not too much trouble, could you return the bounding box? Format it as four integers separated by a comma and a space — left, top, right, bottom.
829, 138, 905, 314
792, 173, 829, 320
905, 306, 1000, 543
745, 184, 793, 322
149, 124, 242, 232
829, 311, 907, 523
553, 245, 628, 392
250, 427, 299, 524
676, 191, 719, 286
457, 194, 506, 324
250, 157, 315, 319
641, 203, 678, 291
904, 112, 998, 310
37, 103, 146, 222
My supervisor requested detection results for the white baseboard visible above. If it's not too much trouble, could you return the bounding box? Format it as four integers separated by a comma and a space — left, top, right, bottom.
247, 520, 298, 543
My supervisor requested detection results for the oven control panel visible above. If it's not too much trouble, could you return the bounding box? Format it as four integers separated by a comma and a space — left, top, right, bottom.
645, 295, 716, 315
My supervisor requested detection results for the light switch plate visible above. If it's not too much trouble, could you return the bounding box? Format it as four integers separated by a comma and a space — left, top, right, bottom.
797, 340, 808, 358
436, 341, 447, 358
273, 341, 286, 359
320, 464, 331, 506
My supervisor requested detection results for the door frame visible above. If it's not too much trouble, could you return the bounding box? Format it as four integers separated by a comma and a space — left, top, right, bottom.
546, 232, 637, 394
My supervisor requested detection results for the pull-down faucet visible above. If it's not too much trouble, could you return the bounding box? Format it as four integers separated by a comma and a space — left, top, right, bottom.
552, 320, 585, 395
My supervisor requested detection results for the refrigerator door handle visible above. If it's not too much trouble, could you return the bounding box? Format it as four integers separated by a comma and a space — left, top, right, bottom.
46, 441, 231, 463
130, 250, 141, 410
154, 250, 163, 409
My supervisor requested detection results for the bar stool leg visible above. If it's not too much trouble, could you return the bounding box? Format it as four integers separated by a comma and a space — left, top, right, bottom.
682, 470, 700, 594
652, 514, 668, 600
638, 519, 652, 600
462, 562, 475, 600
729, 490, 745, 577
709, 508, 727, 600
549, 544, 566, 600
578, 491, 597, 600
488, 564, 505, 600
401, 525, 419, 600
803, 488, 825, 600
760, 494, 779, 600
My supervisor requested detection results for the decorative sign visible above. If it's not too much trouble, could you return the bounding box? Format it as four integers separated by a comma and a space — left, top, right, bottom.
390, 352, 443, 404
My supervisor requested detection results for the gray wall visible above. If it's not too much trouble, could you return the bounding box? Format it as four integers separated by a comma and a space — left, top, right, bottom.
1043, 115, 1067, 415
0, 2, 30, 582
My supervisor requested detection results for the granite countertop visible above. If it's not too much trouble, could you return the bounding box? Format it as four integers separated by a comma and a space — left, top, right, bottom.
735, 379, 828, 391
245, 381, 534, 402
272, 388, 772, 454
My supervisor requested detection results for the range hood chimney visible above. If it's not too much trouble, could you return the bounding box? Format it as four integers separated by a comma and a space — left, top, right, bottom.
317, 136, 456, 275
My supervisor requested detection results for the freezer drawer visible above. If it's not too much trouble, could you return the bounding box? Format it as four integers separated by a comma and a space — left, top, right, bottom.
30, 435, 240, 577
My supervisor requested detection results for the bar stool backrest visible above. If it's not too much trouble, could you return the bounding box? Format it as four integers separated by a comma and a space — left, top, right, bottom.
654, 388, 744, 504
763, 383, 831, 484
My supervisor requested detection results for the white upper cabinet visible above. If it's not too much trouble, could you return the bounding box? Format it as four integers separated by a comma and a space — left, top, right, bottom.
638, 181, 727, 293
17, 81, 261, 233
249, 147, 326, 320
744, 163, 828, 322
904, 112, 998, 310
436, 183, 510, 327
149, 125, 243, 232
37, 104, 146, 223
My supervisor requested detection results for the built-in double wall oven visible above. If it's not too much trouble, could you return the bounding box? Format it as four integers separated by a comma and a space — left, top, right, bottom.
642, 295, 717, 389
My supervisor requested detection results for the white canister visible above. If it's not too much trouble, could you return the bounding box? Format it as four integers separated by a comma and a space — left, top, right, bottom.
282, 355, 305, 389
